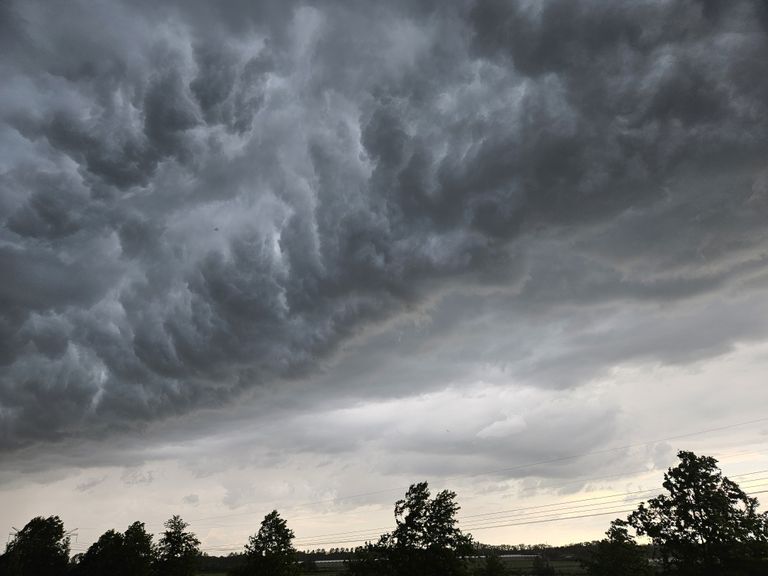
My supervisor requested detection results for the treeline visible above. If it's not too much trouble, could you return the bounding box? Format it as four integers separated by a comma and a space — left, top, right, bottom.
2, 451, 768, 576
294, 542, 597, 561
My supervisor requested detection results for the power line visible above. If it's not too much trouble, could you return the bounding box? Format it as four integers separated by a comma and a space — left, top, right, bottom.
287, 465, 768, 541
291, 483, 768, 548
291, 508, 643, 547
291, 484, 768, 547
288, 481, 768, 549
181, 416, 768, 527
467, 417, 768, 479
196, 475, 768, 552
462, 472, 768, 521
288, 474, 768, 547
468, 507, 639, 532
46, 418, 768, 554
460, 488, 659, 520
291, 493, 659, 547
459, 454, 766, 507
294, 501, 651, 546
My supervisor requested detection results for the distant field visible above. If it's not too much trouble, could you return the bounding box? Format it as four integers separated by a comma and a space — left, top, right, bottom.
463, 556, 586, 575
501, 558, 586, 574
198, 556, 588, 575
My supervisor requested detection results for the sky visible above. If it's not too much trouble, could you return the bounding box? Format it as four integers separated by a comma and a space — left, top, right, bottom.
2, 0, 768, 555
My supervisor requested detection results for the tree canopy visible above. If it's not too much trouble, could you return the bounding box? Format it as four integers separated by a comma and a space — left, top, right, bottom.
72, 521, 153, 576
72, 529, 124, 576
234, 510, 298, 576
0, 516, 71, 576
623, 450, 768, 575
584, 520, 652, 576
154, 515, 201, 576
350, 481, 473, 576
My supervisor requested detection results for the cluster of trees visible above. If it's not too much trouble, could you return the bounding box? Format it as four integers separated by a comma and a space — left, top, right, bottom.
585, 451, 768, 576
0, 511, 295, 576
0, 482, 473, 576
0, 515, 200, 576
345, 452, 768, 575
347, 481, 473, 576
2, 451, 768, 575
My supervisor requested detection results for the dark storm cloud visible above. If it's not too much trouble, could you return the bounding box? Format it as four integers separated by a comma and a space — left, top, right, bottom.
1, 0, 768, 451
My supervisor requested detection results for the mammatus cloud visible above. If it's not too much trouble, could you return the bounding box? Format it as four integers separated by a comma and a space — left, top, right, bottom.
1, 0, 768, 451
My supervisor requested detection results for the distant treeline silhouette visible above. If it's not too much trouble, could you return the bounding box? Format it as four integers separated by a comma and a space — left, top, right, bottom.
2, 451, 767, 576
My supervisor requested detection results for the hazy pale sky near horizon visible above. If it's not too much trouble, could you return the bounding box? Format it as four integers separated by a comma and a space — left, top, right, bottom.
2, 0, 768, 553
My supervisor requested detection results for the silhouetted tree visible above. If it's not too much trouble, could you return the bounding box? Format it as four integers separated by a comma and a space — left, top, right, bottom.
154, 515, 201, 576
232, 510, 297, 576
0, 516, 70, 576
122, 522, 154, 576
350, 482, 472, 576
73, 529, 124, 576
584, 520, 651, 576
73, 521, 153, 576
626, 451, 768, 575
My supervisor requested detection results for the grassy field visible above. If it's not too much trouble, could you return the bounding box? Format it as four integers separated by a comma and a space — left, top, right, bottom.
500, 558, 586, 574
464, 556, 586, 575
198, 556, 588, 575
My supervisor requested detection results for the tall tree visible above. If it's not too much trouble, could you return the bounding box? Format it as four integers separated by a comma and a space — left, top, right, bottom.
233, 510, 298, 576
122, 522, 154, 576
73, 529, 125, 576
350, 482, 472, 576
154, 515, 201, 576
0, 516, 70, 576
74, 521, 154, 576
626, 451, 768, 575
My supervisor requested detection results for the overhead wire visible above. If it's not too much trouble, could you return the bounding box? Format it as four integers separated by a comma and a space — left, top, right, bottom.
180, 415, 768, 528
93, 466, 768, 536
290, 474, 768, 547
66, 474, 768, 553
288, 482, 768, 548
48, 416, 768, 553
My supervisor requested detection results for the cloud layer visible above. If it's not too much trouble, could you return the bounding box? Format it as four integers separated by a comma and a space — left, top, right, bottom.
2, 0, 768, 453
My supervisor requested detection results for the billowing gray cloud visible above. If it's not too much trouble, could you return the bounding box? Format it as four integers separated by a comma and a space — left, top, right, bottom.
1, 0, 768, 455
